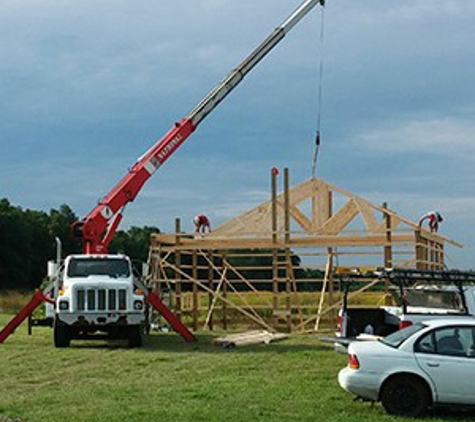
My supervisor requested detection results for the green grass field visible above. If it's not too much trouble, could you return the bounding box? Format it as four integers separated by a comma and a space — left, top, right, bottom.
0, 313, 473, 422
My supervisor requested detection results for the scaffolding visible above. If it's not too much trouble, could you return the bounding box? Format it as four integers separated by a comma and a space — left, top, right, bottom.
147, 170, 461, 333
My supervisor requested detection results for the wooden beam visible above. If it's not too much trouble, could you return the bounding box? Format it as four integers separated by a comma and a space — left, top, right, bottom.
152, 233, 416, 251
354, 197, 378, 232
317, 199, 358, 235
289, 204, 313, 233
201, 177, 461, 249
313, 180, 331, 229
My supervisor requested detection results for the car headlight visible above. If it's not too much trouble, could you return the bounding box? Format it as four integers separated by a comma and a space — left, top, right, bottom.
59, 300, 69, 311
133, 300, 144, 311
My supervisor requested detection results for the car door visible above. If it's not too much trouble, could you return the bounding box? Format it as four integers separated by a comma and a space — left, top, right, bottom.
414, 325, 475, 405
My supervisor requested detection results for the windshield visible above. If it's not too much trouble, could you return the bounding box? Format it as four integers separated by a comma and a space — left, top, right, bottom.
381, 323, 427, 348
67, 258, 131, 278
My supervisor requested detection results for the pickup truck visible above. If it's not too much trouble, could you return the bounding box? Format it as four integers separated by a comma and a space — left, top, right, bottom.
333, 268, 475, 350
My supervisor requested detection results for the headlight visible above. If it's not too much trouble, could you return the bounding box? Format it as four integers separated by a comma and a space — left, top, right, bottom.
133, 300, 143, 311
59, 300, 69, 311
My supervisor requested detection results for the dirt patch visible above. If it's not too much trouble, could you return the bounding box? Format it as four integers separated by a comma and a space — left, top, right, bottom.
0, 416, 23, 422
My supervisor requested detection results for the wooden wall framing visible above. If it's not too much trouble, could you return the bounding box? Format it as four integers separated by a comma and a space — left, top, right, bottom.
147, 172, 461, 333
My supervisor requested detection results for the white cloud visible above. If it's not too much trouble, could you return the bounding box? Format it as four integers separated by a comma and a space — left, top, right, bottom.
355, 118, 475, 159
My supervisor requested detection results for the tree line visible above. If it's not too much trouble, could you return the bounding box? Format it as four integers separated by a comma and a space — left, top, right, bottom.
0, 198, 325, 292
0, 198, 159, 290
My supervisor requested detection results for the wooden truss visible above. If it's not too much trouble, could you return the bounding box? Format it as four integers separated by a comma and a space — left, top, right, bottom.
148, 172, 461, 333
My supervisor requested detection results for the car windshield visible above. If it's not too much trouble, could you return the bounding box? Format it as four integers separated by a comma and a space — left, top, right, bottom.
380, 323, 427, 348
67, 258, 130, 278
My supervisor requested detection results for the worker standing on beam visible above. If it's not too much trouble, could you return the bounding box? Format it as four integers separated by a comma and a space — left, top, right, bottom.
194, 214, 211, 234
418, 211, 443, 233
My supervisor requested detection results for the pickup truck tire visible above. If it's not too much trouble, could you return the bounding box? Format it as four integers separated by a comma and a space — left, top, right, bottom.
381, 375, 430, 417
53, 318, 71, 348
128, 325, 143, 348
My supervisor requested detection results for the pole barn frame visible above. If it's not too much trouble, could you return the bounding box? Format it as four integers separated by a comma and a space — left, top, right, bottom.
146, 173, 461, 334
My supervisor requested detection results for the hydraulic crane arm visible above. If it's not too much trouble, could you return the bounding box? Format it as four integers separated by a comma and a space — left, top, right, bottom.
75, 0, 325, 254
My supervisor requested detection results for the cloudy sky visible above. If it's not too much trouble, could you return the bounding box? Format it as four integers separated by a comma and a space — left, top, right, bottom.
2, 1, 475, 268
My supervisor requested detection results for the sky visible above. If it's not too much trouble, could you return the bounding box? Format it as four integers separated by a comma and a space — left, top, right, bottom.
1, 0, 475, 268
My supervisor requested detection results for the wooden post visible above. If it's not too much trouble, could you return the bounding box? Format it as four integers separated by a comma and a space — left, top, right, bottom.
207, 250, 214, 331
284, 168, 292, 333
382, 203, 392, 269
192, 250, 198, 331
326, 190, 335, 328
425, 239, 431, 269
439, 243, 445, 269
271, 167, 279, 325
382, 202, 392, 305
315, 249, 333, 331
429, 240, 437, 269
155, 245, 162, 297
415, 229, 423, 269
221, 252, 228, 330
174, 218, 182, 319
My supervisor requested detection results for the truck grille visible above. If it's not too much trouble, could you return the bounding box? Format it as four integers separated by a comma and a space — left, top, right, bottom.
75, 288, 127, 311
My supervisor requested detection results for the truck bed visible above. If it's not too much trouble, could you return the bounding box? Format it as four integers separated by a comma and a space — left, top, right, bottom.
341, 307, 399, 338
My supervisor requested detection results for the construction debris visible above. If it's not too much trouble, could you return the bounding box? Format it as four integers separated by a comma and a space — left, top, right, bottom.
213, 330, 288, 348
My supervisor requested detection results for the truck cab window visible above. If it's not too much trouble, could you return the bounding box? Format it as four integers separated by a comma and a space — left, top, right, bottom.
67, 258, 130, 278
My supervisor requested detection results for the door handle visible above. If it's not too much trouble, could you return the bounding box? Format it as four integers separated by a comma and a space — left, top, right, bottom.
426, 362, 440, 368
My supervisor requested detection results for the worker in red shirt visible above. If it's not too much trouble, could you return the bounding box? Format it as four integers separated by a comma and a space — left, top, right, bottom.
194, 214, 211, 234
418, 211, 443, 233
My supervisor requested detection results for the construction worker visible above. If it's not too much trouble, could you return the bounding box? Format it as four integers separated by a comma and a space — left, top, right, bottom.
194, 214, 211, 234
418, 211, 443, 233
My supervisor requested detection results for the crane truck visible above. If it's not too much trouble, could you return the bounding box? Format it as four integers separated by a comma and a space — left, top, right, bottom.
0, 0, 326, 347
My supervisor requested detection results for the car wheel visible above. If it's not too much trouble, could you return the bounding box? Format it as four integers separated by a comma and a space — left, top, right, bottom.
381, 375, 430, 417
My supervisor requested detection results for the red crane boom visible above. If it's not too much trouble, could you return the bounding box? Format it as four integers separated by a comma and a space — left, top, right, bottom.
0, 0, 326, 345
74, 0, 325, 254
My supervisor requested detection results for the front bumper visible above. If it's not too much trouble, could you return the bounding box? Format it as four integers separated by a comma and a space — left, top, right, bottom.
57, 311, 145, 327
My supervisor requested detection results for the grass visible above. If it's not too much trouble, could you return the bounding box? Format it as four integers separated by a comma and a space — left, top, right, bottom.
0, 292, 34, 314
0, 314, 474, 422
0, 289, 388, 333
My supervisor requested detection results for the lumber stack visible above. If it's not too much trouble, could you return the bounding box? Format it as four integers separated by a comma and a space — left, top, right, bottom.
213, 330, 288, 348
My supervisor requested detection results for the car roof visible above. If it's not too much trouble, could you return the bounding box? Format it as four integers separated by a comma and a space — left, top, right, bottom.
422, 317, 475, 328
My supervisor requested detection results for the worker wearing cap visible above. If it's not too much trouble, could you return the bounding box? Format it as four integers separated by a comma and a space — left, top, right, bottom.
194, 214, 211, 234
418, 211, 443, 233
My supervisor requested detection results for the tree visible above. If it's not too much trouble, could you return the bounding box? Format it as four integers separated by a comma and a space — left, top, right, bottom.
0, 200, 80, 290
109, 226, 160, 262
48, 204, 81, 256
0, 199, 30, 289
0, 198, 164, 290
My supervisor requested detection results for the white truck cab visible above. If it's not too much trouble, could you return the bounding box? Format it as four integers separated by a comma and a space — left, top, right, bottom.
53, 254, 145, 348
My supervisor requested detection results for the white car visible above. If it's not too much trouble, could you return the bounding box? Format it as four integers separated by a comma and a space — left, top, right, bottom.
338, 318, 475, 417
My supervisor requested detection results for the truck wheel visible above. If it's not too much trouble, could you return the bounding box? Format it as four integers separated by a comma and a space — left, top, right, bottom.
381, 375, 430, 417
128, 325, 143, 348
54, 319, 71, 348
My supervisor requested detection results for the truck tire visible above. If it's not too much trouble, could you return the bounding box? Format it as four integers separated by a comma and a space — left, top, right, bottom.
128, 325, 143, 348
54, 318, 71, 348
381, 375, 430, 417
